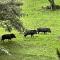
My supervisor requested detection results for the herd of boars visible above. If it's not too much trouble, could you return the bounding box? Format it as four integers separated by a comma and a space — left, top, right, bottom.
1, 29, 60, 59
1, 27, 51, 41
24, 27, 51, 37
1, 28, 60, 59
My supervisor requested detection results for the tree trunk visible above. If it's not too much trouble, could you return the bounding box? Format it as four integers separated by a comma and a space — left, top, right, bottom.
48, 0, 56, 10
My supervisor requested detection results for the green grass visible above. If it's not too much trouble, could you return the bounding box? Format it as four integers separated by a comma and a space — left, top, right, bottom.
0, 0, 60, 60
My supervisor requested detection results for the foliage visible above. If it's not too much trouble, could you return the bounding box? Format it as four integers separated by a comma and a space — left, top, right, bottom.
0, 0, 24, 32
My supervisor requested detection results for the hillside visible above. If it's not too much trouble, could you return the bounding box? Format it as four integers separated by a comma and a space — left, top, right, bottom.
0, 0, 60, 60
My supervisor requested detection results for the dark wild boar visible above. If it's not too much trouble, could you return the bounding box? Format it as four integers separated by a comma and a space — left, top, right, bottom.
37, 28, 51, 34
24, 30, 37, 37
1, 33, 16, 41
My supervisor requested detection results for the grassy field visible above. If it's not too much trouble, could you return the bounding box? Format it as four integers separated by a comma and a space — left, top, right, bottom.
0, 0, 60, 60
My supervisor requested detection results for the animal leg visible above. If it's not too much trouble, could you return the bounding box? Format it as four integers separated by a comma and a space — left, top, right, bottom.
31, 34, 33, 37
44, 32, 46, 34
38, 32, 39, 34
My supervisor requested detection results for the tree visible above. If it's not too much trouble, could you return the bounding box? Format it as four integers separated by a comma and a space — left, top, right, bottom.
0, 0, 24, 32
48, 0, 56, 10
56, 48, 60, 60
